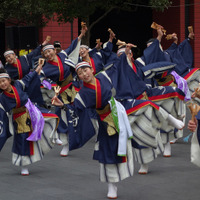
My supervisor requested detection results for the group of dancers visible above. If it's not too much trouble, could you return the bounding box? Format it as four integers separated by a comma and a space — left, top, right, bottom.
0, 23, 200, 199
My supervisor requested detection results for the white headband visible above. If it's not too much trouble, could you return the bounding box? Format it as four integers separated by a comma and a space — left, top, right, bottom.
117, 48, 126, 56
4, 50, 15, 57
80, 45, 89, 50
42, 45, 55, 52
117, 48, 131, 56
75, 61, 91, 72
0, 73, 10, 79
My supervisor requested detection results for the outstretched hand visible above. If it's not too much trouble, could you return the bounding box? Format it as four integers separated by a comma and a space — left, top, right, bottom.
109, 31, 116, 43
157, 26, 164, 41
35, 58, 45, 74
191, 90, 200, 99
188, 32, 195, 40
125, 43, 135, 55
79, 26, 88, 40
51, 96, 64, 107
42, 36, 51, 46
172, 33, 178, 44
95, 42, 103, 50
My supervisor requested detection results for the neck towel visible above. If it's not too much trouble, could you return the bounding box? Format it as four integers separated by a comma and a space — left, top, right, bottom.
109, 97, 133, 156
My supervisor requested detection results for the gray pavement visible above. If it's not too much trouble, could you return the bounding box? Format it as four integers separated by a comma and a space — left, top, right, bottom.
1, 108, 200, 200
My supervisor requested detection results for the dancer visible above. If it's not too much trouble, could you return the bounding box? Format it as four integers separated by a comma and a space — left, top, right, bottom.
40, 25, 87, 156
79, 29, 116, 75
52, 61, 134, 199
52, 58, 185, 198
4, 38, 49, 80
187, 91, 200, 167
0, 63, 59, 176
137, 25, 193, 145
105, 43, 185, 173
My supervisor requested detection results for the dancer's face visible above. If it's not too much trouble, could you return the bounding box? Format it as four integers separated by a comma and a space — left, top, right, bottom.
5, 54, 16, 64
79, 47, 89, 58
77, 67, 94, 84
0, 77, 11, 92
43, 49, 56, 61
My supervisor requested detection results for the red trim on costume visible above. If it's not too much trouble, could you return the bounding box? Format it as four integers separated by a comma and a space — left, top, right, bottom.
11, 86, 21, 108
12, 59, 23, 79
3, 91, 15, 98
13, 111, 26, 120
48, 60, 57, 65
90, 57, 96, 74
161, 80, 174, 86
74, 86, 80, 92
122, 156, 127, 163
184, 68, 200, 80
40, 83, 57, 88
148, 92, 185, 101
83, 57, 96, 74
60, 82, 72, 94
126, 101, 159, 115
83, 82, 95, 90
99, 110, 111, 121
95, 78, 102, 109
57, 56, 64, 81
131, 62, 137, 73
161, 71, 168, 78
29, 132, 34, 155
42, 113, 58, 118
136, 93, 145, 100
48, 56, 64, 81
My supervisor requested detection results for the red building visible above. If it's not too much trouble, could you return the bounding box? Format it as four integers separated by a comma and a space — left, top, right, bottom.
39, 18, 79, 49
4, 18, 78, 56
152, 0, 200, 67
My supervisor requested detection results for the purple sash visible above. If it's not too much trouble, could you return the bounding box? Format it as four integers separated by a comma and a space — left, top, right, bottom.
25, 99, 44, 141
171, 71, 191, 101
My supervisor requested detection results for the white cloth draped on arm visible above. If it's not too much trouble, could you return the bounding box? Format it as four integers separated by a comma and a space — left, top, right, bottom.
109, 98, 133, 156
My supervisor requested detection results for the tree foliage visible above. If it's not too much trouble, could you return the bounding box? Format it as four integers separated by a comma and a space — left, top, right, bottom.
55, 0, 172, 23
0, 0, 57, 26
150, 0, 172, 12
0, 0, 172, 26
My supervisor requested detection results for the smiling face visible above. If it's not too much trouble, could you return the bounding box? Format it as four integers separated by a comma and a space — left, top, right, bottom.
5, 53, 16, 65
43, 48, 57, 61
77, 67, 95, 84
0, 77, 11, 92
79, 47, 89, 59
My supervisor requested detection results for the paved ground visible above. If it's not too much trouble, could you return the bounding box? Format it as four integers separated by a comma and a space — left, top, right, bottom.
1, 108, 200, 200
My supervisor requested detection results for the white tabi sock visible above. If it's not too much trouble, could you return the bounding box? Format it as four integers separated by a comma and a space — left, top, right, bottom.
167, 114, 184, 130
55, 138, 63, 145
163, 142, 171, 157
170, 138, 178, 144
60, 144, 69, 157
107, 183, 117, 199
21, 167, 29, 176
138, 164, 148, 174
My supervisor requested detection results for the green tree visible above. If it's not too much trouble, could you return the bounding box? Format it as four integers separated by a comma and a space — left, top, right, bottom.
0, 0, 57, 26
54, 0, 172, 44
0, 0, 172, 28
0, 0, 172, 45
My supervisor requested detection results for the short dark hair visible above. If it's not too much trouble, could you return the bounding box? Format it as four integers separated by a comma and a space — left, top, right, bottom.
146, 38, 156, 45
0, 68, 7, 74
54, 41, 61, 48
